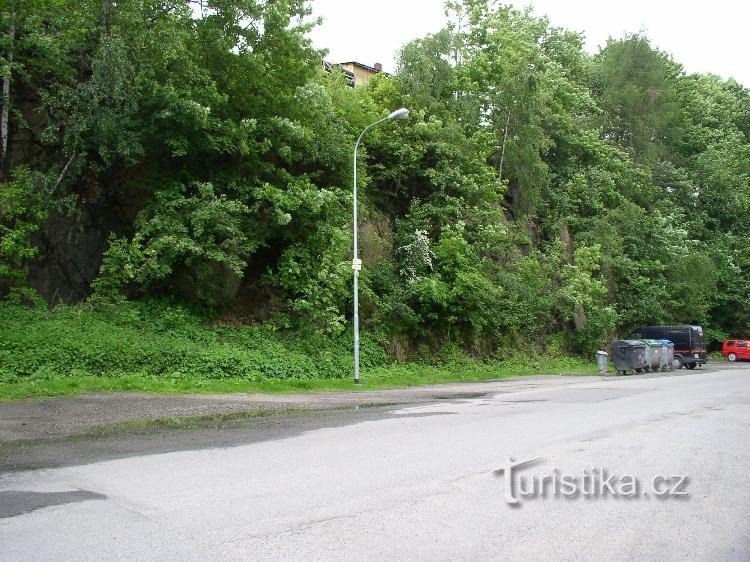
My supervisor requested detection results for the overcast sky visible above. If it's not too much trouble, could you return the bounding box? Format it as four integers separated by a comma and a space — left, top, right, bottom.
307, 0, 749, 87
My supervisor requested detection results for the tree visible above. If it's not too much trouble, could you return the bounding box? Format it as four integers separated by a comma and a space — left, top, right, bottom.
591, 34, 683, 163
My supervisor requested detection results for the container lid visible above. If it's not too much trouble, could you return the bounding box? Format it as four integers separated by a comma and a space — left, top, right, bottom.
613, 340, 647, 347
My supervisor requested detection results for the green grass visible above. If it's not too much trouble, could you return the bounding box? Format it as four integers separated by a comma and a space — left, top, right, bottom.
0, 357, 597, 400
0, 301, 597, 400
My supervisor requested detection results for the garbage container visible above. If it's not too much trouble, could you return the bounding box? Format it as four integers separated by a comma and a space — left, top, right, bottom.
658, 339, 675, 371
596, 350, 608, 374
611, 340, 647, 375
640, 339, 664, 372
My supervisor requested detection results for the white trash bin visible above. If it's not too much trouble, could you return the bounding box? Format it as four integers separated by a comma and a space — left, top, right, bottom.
596, 350, 608, 374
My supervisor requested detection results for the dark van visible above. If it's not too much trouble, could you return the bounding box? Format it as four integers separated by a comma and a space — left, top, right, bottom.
627, 325, 707, 369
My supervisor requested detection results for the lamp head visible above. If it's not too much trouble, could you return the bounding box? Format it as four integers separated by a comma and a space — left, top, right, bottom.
387, 108, 409, 120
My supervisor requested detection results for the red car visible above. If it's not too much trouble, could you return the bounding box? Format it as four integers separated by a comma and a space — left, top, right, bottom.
722, 340, 750, 361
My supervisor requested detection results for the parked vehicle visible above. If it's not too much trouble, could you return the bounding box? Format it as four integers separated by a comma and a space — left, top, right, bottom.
721, 340, 750, 362
627, 325, 707, 369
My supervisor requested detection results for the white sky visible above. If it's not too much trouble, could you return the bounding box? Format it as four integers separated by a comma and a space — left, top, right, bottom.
307, 0, 750, 87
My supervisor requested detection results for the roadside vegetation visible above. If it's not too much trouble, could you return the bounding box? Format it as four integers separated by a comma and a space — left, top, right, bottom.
0, 301, 594, 399
1, 1, 748, 398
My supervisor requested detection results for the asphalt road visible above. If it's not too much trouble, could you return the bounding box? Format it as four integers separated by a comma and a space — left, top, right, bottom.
1, 366, 749, 560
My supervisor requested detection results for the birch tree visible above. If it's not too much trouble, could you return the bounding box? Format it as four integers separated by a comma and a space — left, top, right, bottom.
0, 0, 14, 173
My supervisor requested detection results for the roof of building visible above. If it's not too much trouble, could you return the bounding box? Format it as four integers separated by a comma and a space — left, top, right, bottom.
338, 61, 383, 74
322, 60, 355, 79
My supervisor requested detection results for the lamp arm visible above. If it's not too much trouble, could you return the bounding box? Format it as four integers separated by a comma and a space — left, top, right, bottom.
354, 115, 390, 154
352, 114, 390, 260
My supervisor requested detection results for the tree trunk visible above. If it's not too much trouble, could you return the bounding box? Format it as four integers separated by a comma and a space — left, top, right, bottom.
1, 0, 15, 174
101, 0, 112, 35
561, 224, 588, 330
53, 152, 76, 191
498, 112, 510, 182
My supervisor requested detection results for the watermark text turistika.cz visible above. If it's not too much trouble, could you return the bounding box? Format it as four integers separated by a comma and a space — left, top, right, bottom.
494, 458, 689, 505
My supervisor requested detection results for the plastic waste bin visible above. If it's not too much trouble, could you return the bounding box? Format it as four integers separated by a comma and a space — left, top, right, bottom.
640, 339, 664, 372
658, 339, 675, 371
611, 340, 647, 375
596, 350, 608, 374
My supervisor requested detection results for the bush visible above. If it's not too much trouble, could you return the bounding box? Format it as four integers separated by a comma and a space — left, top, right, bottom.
0, 302, 387, 383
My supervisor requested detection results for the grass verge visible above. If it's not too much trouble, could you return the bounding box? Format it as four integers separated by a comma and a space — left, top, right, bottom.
0, 357, 597, 400
0, 301, 597, 400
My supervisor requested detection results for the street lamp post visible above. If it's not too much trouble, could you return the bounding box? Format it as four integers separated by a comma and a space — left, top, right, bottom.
353, 108, 409, 384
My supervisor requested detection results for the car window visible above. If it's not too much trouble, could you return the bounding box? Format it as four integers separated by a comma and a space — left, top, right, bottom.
738, 341, 747, 347
727, 340, 736, 346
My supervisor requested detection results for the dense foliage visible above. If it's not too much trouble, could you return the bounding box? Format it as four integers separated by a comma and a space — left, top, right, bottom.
0, 300, 387, 382
2, 0, 749, 366
0, 300, 592, 398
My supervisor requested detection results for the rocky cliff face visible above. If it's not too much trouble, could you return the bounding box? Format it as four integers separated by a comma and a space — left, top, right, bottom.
27, 198, 128, 304
6, 79, 143, 304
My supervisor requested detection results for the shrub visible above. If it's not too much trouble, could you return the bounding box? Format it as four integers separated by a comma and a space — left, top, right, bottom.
0, 302, 387, 382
